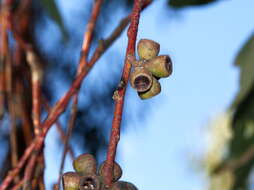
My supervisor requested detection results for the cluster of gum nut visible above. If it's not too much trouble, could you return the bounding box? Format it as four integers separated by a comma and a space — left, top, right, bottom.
130, 39, 173, 99
62, 154, 137, 190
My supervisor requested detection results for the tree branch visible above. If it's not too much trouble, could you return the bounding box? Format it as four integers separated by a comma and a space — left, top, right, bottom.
57, 1, 104, 188
0, 1, 152, 188
103, 0, 143, 187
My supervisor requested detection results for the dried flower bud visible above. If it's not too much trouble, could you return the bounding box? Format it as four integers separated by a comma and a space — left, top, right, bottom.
144, 55, 172, 78
98, 161, 122, 182
62, 172, 80, 190
137, 39, 160, 60
130, 66, 153, 92
111, 181, 138, 190
79, 174, 101, 190
73, 154, 97, 175
138, 76, 161, 99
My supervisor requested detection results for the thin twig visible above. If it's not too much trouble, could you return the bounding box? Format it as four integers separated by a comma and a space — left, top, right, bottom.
43, 98, 75, 160
214, 145, 254, 174
1, 0, 19, 182
0, 2, 152, 188
57, 1, 104, 188
57, 98, 78, 189
0, 141, 36, 190
26, 50, 43, 135
103, 0, 143, 187
10, 178, 24, 190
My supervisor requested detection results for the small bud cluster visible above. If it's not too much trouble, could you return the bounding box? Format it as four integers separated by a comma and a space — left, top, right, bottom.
130, 39, 173, 99
62, 154, 138, 190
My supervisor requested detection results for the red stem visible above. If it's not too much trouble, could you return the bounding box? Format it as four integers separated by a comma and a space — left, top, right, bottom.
0, 1, 152, 188
103, 0, 143, 187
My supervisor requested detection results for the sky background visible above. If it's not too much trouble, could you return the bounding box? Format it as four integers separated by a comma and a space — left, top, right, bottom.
43, 0, 254, 189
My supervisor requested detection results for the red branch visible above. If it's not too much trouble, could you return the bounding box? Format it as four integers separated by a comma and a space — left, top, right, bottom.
26, 50, 43, 135
57, 1, 104, 187
0, 1, 152, 188
0, 142, 36, 190
103, 0, 143, 187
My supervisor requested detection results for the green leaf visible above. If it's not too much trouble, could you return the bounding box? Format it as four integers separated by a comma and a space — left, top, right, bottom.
168, 0, 217, 8
40, 0, 68, 40
232, 33, 254, 108
210, 33, 254, 190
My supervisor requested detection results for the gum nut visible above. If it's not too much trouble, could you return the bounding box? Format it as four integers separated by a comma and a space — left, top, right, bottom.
79, 174, 101, 190
144, 55, 172, 78
138, 77, 161, 100
73, 154, 97, 175
98, 161, 122, 182
62, 172, 80, 190
137, 39, 160, 60
130, 67, 153, 92
111, 181, 138, 190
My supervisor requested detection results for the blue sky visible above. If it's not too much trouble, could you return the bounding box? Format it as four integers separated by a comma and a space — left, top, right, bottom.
45, 0, 254, 189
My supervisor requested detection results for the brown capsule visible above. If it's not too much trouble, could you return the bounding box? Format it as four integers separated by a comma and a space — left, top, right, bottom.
144, 55, 172, 78
73, 154, 97, 175
98, 161, 122, 182
111, 181, 138, 190
137, 39, 160, 60
79, 174, 101, 190
62, 172, 80, 190
138, 76, 161, 100
130, 66, 153, 92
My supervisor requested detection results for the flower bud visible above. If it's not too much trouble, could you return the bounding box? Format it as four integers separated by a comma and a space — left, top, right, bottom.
144, 55, 172, 78
111, 181, 138, 190
130, 66, 153, 92
137, 39, 160, 60
62, 172, 80, 190
79, 174, 101, 190
98, 161, 122, 182
138, 76, 161, 99
73, 154, 97, 175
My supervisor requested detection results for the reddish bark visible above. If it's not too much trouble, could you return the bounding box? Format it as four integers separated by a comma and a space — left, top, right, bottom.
103, 0, 143, 187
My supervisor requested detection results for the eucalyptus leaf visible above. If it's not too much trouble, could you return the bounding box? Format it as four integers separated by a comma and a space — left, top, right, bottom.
168, 0, 217, 8
232, 33, 254, 108
40, 0, 68, 40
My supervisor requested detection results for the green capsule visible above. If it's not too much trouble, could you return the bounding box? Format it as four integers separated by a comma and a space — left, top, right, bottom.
62, 172, 80, 190
73, 154, 97, 175
137, 39, 160, 60
130, 66, 153, 92
138, 77, 161, 100
144, 55, 172, 78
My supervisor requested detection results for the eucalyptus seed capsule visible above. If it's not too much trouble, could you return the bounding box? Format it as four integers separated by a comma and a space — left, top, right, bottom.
73, 154, 97, 175
138, 76, 161, 100
111, 181, 138, 190
62, 172, 80, 190
144, 55, 172, 78
137, 39, 160, 60
130, 66, 153, 92
98, 161, 122, 182
79, 174, 101, 190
